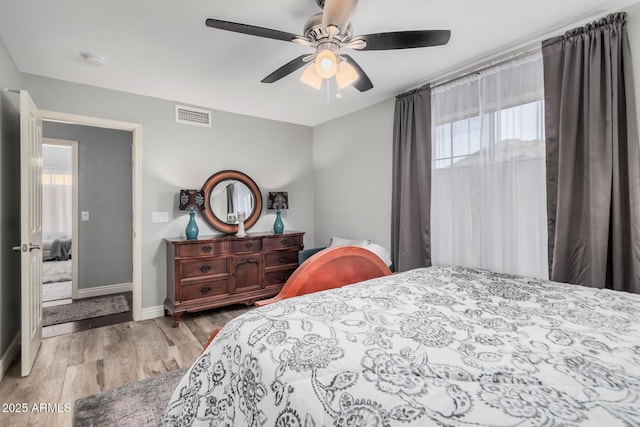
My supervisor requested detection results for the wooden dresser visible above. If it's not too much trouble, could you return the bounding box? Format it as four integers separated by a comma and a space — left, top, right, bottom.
164, 231, 304, 326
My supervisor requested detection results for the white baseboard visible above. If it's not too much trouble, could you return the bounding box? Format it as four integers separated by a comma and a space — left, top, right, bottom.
43, 298, 73, 308
77, 282, 133, 299
0, 333, 20, 382
141, 305, 165, 320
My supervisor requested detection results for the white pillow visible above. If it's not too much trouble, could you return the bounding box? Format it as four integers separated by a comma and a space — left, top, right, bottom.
328, 236, 371, 247
364, 243, 392, 267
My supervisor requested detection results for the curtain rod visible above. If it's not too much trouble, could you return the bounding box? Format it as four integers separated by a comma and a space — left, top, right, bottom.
429, 46, 541, 89
404, 0, 640, 93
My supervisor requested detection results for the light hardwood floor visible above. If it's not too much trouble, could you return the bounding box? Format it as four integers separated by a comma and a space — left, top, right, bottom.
0, 305, 252, 427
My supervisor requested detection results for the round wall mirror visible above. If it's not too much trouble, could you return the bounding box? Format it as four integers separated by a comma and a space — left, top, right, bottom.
202, 170, 262, 234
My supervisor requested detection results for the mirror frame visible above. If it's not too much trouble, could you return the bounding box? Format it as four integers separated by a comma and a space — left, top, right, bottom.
201, 170, 263, 234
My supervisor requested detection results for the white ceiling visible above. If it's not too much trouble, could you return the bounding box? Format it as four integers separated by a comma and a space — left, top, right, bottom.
0, 0, 637, 127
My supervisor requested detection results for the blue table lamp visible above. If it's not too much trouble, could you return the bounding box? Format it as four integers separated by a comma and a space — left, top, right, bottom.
267, 191, 288, 234
179, 189, 205, 240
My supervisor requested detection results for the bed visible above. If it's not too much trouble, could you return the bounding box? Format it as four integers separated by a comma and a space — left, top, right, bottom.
162, 247, 640, 426
43, 236, 72, 261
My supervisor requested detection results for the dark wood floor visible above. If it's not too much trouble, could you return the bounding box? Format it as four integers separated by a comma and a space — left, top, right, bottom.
43, 292, 134, 338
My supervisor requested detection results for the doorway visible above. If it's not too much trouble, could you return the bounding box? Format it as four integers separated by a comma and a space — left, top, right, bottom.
40, 123, 135, 336
39, 111, 143, 324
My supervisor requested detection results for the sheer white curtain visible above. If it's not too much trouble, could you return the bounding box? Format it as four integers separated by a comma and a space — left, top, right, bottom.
42, 169, 72, 237
233, 184, 254, 217
430, 52, 548, 279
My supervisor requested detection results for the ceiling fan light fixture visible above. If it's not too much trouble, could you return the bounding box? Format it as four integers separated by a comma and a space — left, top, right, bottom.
335, 60, 359, 89
314, 49, 337, 79
300, 63, 323, 90
205, 0, 451, 94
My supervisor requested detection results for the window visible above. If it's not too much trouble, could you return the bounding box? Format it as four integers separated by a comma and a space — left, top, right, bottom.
433, 100, 545, 169
42, 144, 73, 238
433, 116, 481, 168
430, 53, 549, 279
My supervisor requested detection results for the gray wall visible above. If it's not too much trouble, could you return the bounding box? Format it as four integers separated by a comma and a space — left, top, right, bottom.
313, 98, 395, 250
43, 122, 133, 289
0, 38, 21, 356
22, 73, 314, 309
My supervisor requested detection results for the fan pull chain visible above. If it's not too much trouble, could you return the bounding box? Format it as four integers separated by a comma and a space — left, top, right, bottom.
335, 54, 343, 99
326, 78, 331, 103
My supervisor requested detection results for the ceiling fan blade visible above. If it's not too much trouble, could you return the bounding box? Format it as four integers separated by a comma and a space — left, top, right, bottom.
205, 19, 302, 43
261, 55, 308, 84
357, 30, 451, 51
342, 55, 373, 92
322, 0, 358, 31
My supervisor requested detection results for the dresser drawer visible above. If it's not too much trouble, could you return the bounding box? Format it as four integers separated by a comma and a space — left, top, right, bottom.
263, 235, 302, 250
264, 250, 299, 268
230, 238, 262, 253
181, 278, 229, 301
177, 241, 228, 258
165, 232, 304, 327
180, 257, 229, 279
264, 268, 296, 286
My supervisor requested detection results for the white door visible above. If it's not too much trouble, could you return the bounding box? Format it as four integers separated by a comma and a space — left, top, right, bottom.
19, 90, 43, 376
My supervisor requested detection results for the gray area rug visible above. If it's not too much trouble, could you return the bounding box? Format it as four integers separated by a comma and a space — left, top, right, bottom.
74, 367, 187, 427
43, 294, 130, 326
42, 259, 72, 283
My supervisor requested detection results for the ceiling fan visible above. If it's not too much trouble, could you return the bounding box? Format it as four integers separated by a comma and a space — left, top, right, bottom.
205, 0, 451, 93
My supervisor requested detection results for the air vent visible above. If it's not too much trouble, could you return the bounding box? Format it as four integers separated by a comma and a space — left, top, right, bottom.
175, 104, 212, 127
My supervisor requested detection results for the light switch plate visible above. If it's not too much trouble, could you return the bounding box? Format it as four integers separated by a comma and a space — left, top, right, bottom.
81, 211, 90, 221
152, 211, 169, 223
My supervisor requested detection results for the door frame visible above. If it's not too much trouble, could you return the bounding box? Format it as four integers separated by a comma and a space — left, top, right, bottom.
41, 137, 78, 300
40, 110, 143, 321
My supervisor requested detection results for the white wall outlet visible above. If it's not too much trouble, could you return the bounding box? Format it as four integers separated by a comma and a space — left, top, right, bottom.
151, 211, 169, 223
81, 211, 90, 221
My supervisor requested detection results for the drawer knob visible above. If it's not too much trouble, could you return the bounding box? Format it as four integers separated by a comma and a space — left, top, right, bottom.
279, 274, 287, 281
201, 245, 212, 253
200, 265, 212, 273
280, 239, 288, 245
200, 286, 212, 294
245, 242, 253, 249
279, 256, 287, 263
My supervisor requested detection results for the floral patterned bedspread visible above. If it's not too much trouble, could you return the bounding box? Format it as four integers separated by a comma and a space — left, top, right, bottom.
162, 266, 640, 426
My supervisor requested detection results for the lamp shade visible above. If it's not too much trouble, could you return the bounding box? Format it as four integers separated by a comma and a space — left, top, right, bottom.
267, 192, 288, 210
300, 63, 323, 90
336, 60, 359, 89
314, 49, 337, 79
179, 189, 205, 211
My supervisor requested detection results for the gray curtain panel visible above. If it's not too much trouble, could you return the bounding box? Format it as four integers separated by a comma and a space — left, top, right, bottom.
226, 183, 234, 213
542, 12, 640, 293
391, 86, 432, 272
